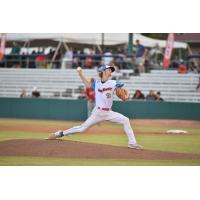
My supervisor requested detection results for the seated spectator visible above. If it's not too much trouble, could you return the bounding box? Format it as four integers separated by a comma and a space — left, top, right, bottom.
32, 87, 40, 98
197, 64, 200, 74
146, 90, 156, 101
35, 54, 47, 68
132, 90, 145, 100
78, 92, 86, 99
178, 63, 187, 74
188, 61, 197, 73
155, 91, 164, 101
19, 89, 27, 98
196, 77, 200, 91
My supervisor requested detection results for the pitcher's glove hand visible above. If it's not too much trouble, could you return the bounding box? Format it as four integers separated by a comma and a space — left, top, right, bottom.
116, 88, 129, 101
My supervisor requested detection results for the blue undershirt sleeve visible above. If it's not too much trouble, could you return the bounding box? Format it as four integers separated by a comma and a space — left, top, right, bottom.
115, 82, 124, 88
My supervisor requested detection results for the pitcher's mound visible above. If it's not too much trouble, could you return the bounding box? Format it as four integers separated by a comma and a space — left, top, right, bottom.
0, 139, 199, 160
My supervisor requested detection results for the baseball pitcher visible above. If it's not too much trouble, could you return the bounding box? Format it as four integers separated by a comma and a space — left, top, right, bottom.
48, 65, 143, 149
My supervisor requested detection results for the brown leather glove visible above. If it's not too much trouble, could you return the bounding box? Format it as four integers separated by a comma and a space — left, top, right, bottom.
116, 88, 129, 101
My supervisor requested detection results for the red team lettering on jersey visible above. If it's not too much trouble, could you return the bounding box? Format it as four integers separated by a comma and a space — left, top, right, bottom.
98, 87, 112, 93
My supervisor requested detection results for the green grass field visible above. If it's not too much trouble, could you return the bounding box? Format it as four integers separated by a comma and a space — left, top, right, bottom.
0, 118, 200, 166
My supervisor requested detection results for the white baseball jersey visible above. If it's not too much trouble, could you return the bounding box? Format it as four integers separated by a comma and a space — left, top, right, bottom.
91, 79, 124, 109
94, 80, 116, 109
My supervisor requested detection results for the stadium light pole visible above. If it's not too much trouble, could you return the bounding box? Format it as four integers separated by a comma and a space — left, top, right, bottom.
101, 33, 104, 51
128, 33, 133, 69
128, 33, 133, 56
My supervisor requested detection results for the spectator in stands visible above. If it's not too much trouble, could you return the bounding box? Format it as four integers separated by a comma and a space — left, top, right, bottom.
21, 52, 27, 68
146, 90, 156, 101
188, 61, 197, 73
11, 42, 21, 55
196, 77, 200, 91
29, 50, 37, 68
47, 48, 55, 60
149, 43, 163, 68
93, 50, 102, 67
72, 56, 80, 68
85, 55, 93, 69
115, 48, 126, 69
45, 48, 54, 68
155, 91, 164, 101
194, 67, 200, 94
85, 78, 96, 117
197, 64, 200, 74
135, 40, 148, 74
35, 54, 47, 68
178, 62, 188, 74
102, 48, 113, 65
32, 87, 40, 98
78, 91, 86, 99
132, 90, 145, 100
19, 88, 27, 98
63, 47, 73, 68
11, 42, 21, 68
53, 50, 62, 69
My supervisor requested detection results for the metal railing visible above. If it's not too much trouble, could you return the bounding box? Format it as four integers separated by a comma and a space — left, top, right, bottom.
0, 53, 160, 70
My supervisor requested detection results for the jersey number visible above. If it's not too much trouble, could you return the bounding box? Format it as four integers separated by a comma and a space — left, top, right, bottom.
106, 93, 111, 99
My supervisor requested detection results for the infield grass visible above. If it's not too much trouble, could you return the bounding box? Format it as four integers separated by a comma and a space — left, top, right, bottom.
1, 156, 200, 166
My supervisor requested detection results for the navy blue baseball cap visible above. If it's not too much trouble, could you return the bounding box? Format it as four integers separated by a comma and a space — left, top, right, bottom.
98, 65, 115, 72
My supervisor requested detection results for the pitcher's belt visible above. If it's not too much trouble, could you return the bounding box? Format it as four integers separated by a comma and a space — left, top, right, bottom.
98, 107, 111, 111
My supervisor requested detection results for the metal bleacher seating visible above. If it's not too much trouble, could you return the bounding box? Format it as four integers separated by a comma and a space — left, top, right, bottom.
0, 68, 199, 103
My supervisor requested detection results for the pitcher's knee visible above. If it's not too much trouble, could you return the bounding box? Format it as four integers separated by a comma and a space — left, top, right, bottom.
122, 116, 130, 124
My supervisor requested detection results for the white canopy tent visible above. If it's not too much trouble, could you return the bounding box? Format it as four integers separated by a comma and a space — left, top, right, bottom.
4, 33, 188, 49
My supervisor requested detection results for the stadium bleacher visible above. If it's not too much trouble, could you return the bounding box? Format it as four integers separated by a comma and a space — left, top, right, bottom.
0, 68, 199, 103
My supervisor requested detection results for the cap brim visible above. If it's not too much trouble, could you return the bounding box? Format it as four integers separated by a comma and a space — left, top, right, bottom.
98, 66, 115, 72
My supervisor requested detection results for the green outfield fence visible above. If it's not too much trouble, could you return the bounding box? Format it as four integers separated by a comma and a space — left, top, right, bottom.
0, 97, 200, 120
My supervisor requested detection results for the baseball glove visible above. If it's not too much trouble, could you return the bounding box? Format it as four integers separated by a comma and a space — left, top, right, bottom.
116, 88, 129, 101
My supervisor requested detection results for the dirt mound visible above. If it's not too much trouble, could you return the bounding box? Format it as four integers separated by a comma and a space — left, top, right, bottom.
0, 139, 200, 160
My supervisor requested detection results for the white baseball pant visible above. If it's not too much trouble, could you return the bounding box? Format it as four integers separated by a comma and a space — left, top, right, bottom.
62, 107, 137, 145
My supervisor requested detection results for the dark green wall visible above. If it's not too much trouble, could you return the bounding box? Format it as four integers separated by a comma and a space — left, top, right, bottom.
0, 98, 87, 120
113, 101, 200, 120
0, 97, 199, 121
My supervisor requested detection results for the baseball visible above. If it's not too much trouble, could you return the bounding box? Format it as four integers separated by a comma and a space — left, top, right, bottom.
77, 67, 82, 72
